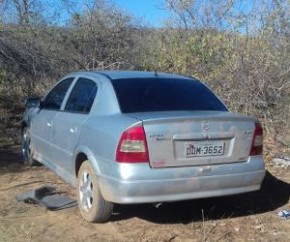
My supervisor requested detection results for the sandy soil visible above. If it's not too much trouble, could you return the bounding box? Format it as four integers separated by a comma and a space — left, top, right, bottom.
0, 147, 290, 242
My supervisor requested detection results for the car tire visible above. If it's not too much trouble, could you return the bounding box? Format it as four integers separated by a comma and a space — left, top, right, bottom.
77, 160, 113, 222
22, 127, 38, 166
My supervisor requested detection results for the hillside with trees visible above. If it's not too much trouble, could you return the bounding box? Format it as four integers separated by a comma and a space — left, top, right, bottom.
0, 0, 290, 150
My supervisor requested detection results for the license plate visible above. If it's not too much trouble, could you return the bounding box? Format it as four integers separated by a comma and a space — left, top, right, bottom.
185, 142, 224, 157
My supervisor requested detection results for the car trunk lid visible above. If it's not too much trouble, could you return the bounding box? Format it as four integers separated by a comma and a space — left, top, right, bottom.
127, 111, 256, 168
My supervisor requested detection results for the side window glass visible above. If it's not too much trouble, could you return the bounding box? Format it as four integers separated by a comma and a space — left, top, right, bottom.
65, 78, 98, 113
42, 78, 74, 110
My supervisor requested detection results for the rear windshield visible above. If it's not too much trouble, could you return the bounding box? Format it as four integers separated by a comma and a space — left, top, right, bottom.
111, 78, 228, 113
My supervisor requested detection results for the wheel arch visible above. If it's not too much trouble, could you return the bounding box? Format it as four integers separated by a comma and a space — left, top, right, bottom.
73, 146, 101, 178
75, 152, 88, 177
21, 121, 27, 131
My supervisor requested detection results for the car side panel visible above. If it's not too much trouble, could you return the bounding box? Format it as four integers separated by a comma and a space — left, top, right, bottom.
77, 114, 140, 164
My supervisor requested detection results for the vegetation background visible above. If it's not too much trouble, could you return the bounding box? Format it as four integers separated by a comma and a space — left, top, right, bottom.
0, 0, 289, 151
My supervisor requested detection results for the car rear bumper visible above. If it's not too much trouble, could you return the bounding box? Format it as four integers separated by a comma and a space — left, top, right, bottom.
97, 156, 265, 204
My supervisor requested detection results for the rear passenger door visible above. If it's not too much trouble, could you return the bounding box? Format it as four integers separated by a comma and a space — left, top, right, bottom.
51, 77, 98, 175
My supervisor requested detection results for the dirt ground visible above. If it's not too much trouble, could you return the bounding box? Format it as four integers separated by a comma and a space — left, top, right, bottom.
0, 147, 290, 242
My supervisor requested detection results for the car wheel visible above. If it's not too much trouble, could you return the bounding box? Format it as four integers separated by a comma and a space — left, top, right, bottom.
22, 127, 38, 166
77, 160, 113, 222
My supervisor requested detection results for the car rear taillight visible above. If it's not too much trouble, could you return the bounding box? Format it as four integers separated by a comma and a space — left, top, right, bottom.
249, 122, 263, 156
115, 126, 149, 163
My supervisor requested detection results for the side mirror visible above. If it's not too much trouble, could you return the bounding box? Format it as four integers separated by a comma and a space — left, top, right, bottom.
25, 97, 41, 109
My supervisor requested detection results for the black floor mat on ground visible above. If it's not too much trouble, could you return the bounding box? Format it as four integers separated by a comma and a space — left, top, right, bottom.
16, 185, 77, 210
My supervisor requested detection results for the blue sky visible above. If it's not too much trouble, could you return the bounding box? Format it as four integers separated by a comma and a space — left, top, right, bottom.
1, 0, 256, 30
112, 0, 170, 27
109, 0, 254, 29
0, 0, 170, 27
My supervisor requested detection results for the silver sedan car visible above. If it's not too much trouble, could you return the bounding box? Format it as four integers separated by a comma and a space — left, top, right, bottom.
22, 71, 265, 222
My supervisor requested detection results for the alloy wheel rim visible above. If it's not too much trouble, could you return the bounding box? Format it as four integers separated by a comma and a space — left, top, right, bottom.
22, 131, 31, 160
79, 170, 94, 212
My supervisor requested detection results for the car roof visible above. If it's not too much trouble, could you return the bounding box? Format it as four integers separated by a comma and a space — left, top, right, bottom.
70, 70, 194, 81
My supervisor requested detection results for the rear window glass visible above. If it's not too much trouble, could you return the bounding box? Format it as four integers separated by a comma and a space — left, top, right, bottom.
111, 78, 228, 113
65, 78, 97, 113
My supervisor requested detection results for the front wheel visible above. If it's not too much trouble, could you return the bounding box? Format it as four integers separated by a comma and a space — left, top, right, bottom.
77, 160, 113, 222
22, 127, 38, 166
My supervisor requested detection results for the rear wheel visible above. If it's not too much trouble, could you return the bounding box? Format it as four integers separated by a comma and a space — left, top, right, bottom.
22, 127, 38, 166
77, 160, 113, 222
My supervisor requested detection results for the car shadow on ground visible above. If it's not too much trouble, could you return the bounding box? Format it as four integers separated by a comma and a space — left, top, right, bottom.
111, 171, 290, 224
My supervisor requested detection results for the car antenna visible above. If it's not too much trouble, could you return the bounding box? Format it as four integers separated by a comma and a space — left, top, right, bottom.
154, 70, 158, 77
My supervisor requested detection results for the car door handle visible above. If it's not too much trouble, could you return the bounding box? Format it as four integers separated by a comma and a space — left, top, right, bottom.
47, 122, 52, 127
70, 127, 77, 133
